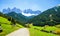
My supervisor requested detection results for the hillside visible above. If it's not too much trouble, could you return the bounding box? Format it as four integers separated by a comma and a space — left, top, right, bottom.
28, 6, 60, 26
6, 12, 27, 24
29, 25, 59, 36
0, 16, 23, 36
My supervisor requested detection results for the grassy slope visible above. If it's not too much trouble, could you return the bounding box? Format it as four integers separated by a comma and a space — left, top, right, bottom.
0, 16, 23, 36
0, 16, 59, 36
29, 26, 59, 36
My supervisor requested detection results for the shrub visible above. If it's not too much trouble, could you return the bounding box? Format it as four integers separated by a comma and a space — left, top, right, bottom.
29, 23, 33, 28
25, 23, 33, 28
25, 24, 30, 28
41, 29, 49, 33
0, 24, 3, 33
55, 25, 60, 28
44, 25, 49, 29
55, 30, 60, 35
52, 29, 60, 35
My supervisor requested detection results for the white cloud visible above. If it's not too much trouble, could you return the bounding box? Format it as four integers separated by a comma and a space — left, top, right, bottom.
58, 4, 60, 6
22, 12, 38, 16
56, 4, 60, 7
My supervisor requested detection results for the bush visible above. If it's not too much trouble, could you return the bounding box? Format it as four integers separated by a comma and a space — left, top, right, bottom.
44, 25, 49, 29
0, 24, 3, 33
55, 25, 60, 28
41, 29, 49, 33
46, 21, 56, 26
52, 29, 60, 35
55, 30, 60, 35
25, 24, 30, 28
33, 22, 45, 26
25, 23, 33, 28
0, 29, 2, 33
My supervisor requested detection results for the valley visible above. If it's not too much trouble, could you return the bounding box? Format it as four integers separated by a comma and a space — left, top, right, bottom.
0, 4, 60, 36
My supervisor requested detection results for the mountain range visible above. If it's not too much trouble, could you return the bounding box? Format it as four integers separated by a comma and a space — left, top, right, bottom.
3, 7, 22, 13
1, 7, 41, 25
2, 7, 41, 16
28, 5, 60, 26
0, 5, 60, 26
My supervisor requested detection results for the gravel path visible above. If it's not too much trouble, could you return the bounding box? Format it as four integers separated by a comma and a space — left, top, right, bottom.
6, 28, 30, 36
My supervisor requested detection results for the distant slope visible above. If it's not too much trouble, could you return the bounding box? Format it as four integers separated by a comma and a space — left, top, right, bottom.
0, 11, 35, 25
28, 6, 60, 26
6, 12, 28, 25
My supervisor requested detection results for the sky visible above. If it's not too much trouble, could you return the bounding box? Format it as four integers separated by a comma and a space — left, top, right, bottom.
0, 0, 60, 16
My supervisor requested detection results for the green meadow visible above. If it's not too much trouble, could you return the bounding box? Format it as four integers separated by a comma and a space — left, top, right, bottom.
28, 25, 60, 36
0, 16, 23, 36
0, 16, 60, 36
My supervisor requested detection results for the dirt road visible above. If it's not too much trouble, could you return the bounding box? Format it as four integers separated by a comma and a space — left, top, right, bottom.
6, 28, 30, 36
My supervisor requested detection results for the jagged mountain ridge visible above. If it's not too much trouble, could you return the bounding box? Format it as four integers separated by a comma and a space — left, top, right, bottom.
2, 7, 41, 16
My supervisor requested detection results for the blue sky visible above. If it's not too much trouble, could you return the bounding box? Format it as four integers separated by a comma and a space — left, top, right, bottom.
0, 0, 60, 12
